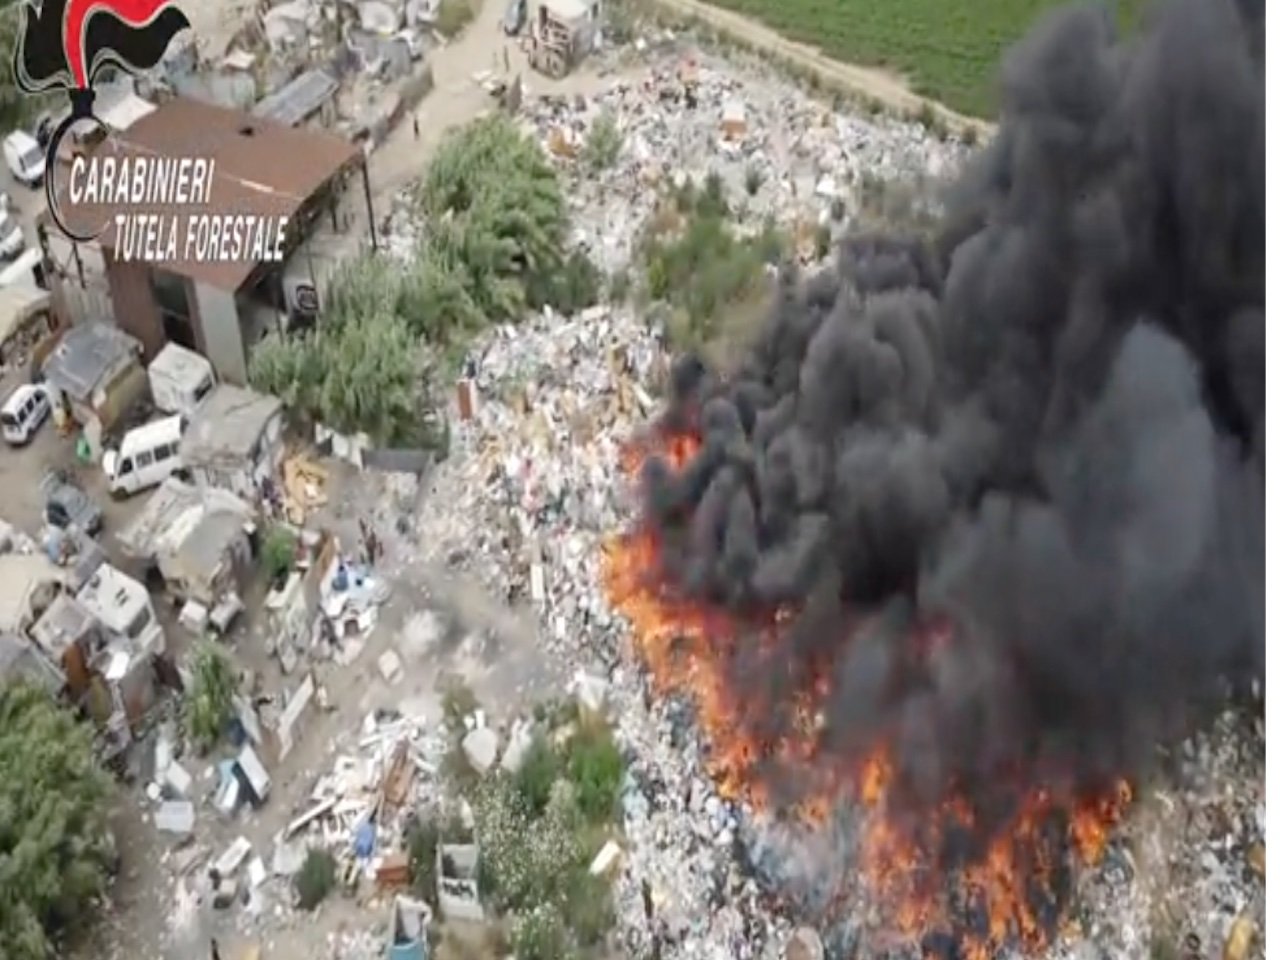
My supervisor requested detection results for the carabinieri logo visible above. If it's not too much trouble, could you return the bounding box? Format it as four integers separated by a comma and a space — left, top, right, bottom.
12, 0, 191, 241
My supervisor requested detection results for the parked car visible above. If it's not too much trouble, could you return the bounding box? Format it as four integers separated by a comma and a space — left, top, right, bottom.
1, 383, 49, 445
0, 207, 25, 260
3, 130, 45, 187
503, 0, 526, 35
40, 470, 104, 537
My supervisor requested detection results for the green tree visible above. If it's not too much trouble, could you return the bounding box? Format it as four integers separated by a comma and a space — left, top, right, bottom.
0, 683, 115, 960
582, 111, 623, 171
323, 252, 399, 329
187, 642, 236, 752
313, 308, 420, 444
565, 722, 624, 822
419, 116, 568, 320
248, 330, 323, 413
250, 272, 423, 444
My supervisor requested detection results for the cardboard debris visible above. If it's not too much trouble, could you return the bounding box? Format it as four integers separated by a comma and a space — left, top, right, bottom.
155, 800, 195, 836
214, 836, 253, 878
589, 839, 623, 876
282, 455, 329, 522
378, 649, 405, 685
1224, 916, 1256, 960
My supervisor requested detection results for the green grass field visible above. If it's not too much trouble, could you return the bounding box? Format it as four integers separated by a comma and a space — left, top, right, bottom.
701, 0, 1143, 118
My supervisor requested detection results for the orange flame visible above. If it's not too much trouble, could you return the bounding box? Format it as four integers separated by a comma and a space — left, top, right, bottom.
602, 430, 1133, 957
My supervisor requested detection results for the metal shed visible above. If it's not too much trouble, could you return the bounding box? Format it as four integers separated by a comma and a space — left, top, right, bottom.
253, 69, 340, 128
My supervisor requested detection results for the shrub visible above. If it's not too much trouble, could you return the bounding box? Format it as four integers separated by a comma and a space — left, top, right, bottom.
441, 677, 480, 739
915, 101, 940, 133
294, 849, 337, 910
565, 722, 624, 823
607, 268, 631, 304
261, 525, 297, 583
961, 124, 980, 146
640, 188, 783, 353
563, 871, 615, 947
435, 0, 475, 37
419, 116, 569, 324
475, 779, 583, 913
186, 643, 236, 752
512, 904, 576, 960
0, 684, 114, 960
583, 110, 624, 171
406, 807, 471, 906
514, 735, 560, 817
550, 249, 602, 314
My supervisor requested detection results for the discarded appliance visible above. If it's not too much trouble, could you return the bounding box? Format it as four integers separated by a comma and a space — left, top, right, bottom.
436, 843, 484, 922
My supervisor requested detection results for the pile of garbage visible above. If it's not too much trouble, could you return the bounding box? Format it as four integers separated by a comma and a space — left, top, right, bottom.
411, 303, 799, 957
523, 48, 972, 274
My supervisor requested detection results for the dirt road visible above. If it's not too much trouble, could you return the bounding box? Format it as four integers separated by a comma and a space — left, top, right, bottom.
647, 0, 993, 137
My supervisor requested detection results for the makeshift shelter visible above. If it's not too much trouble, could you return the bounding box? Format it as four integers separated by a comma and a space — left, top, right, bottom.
116, 477, 257, 608
40, 321, 146, 434
180, 384, 284, 501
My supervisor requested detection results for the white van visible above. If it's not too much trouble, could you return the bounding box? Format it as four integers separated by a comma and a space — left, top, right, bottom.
0, 208, 24, 260
102, 415, 185, 497
0, 249, 44, 289
4, 131, 45, 187
1, 383, 49, 444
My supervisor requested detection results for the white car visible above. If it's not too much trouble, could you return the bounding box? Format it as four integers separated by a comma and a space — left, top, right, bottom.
1, 383, 50, 445
3, 131, 45, 187
0, 209, 24, 260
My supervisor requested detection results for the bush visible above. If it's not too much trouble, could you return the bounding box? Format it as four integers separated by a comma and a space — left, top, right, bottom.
607, 268, 631, 304
513, 904, 576, 960
514, 734, 560, 817
249, 307, 422, 445
406, 816, 441, 906
420, 116, 567, 323
0, 684, 114, 960
435, 0, 476, 37
550, 249, 601, 314
186, 643, 236, 752
565, 722, 624, 822
563, 871, 615, 947
441, 678, 480, 739
475, 779, 586, 913
262, 525, 297, 583
641, 184, 783, 353
583, 111, 624, 171
294, 849, 337, 910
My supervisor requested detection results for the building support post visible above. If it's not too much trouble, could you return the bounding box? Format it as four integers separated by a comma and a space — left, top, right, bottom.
361, 159, 377, 253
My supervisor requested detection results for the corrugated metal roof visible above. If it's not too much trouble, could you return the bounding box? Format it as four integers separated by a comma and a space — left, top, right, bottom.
0, 284, 51, 345
253, 69, 339, 127
55, 97, 362, 292
42, 322, 141, 402
117, 476, 254, 559
0, 632, 65, 692
181, 384, 283, 462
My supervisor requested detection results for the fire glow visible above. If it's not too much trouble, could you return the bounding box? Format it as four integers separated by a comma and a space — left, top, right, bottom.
603, 429, 1134, 959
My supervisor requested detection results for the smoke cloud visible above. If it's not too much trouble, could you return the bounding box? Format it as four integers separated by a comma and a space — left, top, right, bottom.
642, 0, 1264, 827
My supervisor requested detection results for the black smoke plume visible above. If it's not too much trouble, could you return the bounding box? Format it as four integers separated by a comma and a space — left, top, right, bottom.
642, 0, 1263, 830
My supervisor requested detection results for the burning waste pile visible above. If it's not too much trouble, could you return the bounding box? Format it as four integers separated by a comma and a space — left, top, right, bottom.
603, 0, 1264, 957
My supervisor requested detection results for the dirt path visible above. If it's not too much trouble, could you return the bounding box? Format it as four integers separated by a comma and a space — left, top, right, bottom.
646, 0, 994, 137
364, 0, 648, 209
